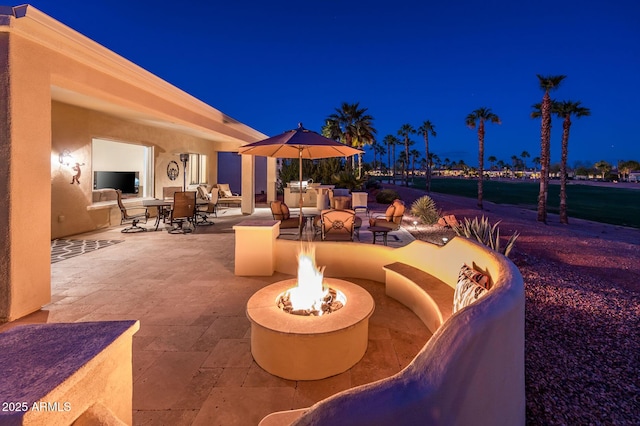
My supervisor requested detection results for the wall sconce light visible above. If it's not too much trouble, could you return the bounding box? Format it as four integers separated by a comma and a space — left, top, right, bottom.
442, 237, 449, 245
412, 220, 418, 230
59, 149, 73, 165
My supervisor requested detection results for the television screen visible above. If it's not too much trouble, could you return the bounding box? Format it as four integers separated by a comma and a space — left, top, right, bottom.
93, 171, 139, 194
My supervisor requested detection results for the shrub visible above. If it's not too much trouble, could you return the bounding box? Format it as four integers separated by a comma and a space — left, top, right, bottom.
375, 189, 400, 204
365, 177, 382, 190
410, 195, 440, 225
453, 216, 519, 258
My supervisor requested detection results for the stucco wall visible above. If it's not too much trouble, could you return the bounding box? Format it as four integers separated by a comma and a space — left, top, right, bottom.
51, 102, 229, 238
269, 237, 525, 425
0, 5, 265, 321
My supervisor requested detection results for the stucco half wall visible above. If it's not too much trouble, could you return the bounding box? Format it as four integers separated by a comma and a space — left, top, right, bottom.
264, 237, 525, 425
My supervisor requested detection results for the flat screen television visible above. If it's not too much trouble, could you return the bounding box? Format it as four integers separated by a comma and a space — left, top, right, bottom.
93, 171, 139, 194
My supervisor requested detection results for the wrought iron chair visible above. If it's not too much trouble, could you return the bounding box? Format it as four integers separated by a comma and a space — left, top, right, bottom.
169, 191, 197, 234
369, 199, 406, 231
116, 189, 149, 233
270, 200, 304, 235
321, 209, 357, 241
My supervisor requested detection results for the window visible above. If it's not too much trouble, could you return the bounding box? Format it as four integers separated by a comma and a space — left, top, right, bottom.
188, 153, 208, 185
92, 138, 153, 198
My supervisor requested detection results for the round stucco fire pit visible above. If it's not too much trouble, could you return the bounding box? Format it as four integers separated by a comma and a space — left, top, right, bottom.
246, 278, 375, 380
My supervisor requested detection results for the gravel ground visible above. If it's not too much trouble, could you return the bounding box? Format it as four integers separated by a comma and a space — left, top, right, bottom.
372, 184, 640, 425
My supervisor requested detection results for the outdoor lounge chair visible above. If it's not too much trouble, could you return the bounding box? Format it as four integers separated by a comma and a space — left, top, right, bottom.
369, 199, 406, 231
213, 183, 242, 207
321, 209, 357, 241
116, 189, 149, 233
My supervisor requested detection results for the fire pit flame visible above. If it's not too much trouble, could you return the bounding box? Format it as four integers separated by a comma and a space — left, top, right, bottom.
277, 246, 346, 316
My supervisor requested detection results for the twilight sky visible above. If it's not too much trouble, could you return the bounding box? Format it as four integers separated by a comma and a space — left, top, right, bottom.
29, 0, 640, 168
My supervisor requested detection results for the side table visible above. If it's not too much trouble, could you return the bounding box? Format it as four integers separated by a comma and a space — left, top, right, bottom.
368, 226, 391, 246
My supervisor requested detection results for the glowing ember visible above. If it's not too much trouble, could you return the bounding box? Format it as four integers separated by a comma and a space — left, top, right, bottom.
277, 246, 346, 316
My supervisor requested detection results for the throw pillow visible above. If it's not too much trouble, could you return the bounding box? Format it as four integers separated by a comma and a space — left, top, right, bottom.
459, 263, 490, 289
453, 276, 488, 313
384, 205, 396, 222
281, 203, 291, 220
197, 186, 209, 200
223, 190, 233, 197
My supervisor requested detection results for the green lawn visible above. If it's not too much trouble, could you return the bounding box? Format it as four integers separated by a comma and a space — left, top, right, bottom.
406, 177, 640, 229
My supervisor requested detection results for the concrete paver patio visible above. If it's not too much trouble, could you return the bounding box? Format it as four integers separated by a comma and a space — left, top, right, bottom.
2, 207, 427, 425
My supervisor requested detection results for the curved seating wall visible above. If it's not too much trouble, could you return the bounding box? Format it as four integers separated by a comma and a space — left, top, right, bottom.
270, 237, 525, 426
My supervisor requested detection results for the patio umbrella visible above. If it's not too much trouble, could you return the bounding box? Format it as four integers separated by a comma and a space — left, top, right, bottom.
238, 123, 362, 230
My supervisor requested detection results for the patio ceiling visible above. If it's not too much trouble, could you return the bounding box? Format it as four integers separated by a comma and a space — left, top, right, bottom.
51, 86, 262, 149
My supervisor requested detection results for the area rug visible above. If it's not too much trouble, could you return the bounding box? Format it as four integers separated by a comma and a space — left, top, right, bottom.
51, 239, 124, 264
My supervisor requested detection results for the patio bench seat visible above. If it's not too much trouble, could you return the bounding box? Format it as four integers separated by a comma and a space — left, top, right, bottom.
382, 261, 454, 334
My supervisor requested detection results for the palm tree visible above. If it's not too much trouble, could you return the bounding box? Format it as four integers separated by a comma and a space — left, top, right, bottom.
521, 151, 530, 172
383, 135, 399, 183
410, 148, 421, 181
397, 124, 416, 186
326, 102, 376, 177
398, 151, 408, 181
417, 120, 437, 192
466, 107, 501, 209
511, 155, 519, 176
619, 160, 640, 181
553, 100, 591, 224
488, 155, 497, 171
532, 156, 541, 176
595, 160, 611, 179
535, 74, 566, 223
372, 139, 386, 173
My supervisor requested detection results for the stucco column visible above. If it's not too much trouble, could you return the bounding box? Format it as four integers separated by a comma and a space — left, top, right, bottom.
266, 157, 277, 202
0, 30, 51, 322
240, 154, 255, 215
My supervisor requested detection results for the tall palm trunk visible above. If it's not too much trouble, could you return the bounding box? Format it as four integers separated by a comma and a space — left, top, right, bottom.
559, 117, 571, 224
387, 144, 392, 183
537, 92, 551, 223
404, 141, 409, 186
392, 147, 396, 184
477, 120, 485, 209
424, 135, 431, 192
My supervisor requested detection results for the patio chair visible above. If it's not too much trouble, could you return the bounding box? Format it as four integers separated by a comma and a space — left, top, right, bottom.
162, 186, 182, 201
369, 199, 406, 231
351, 191, 369, 215
169, 191, 197, 234
329, 188, 351, 209
196, 186, 217, 225
270, 200, 304, 235
116, 189, 149, 233
321, 209, 357, 241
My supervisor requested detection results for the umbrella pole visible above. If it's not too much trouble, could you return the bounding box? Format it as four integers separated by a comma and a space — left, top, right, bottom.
298, 149, 304, 238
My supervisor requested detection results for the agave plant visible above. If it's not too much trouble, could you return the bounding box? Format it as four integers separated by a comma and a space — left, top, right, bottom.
453, 216, 519, 257
410, 195, 440, 225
